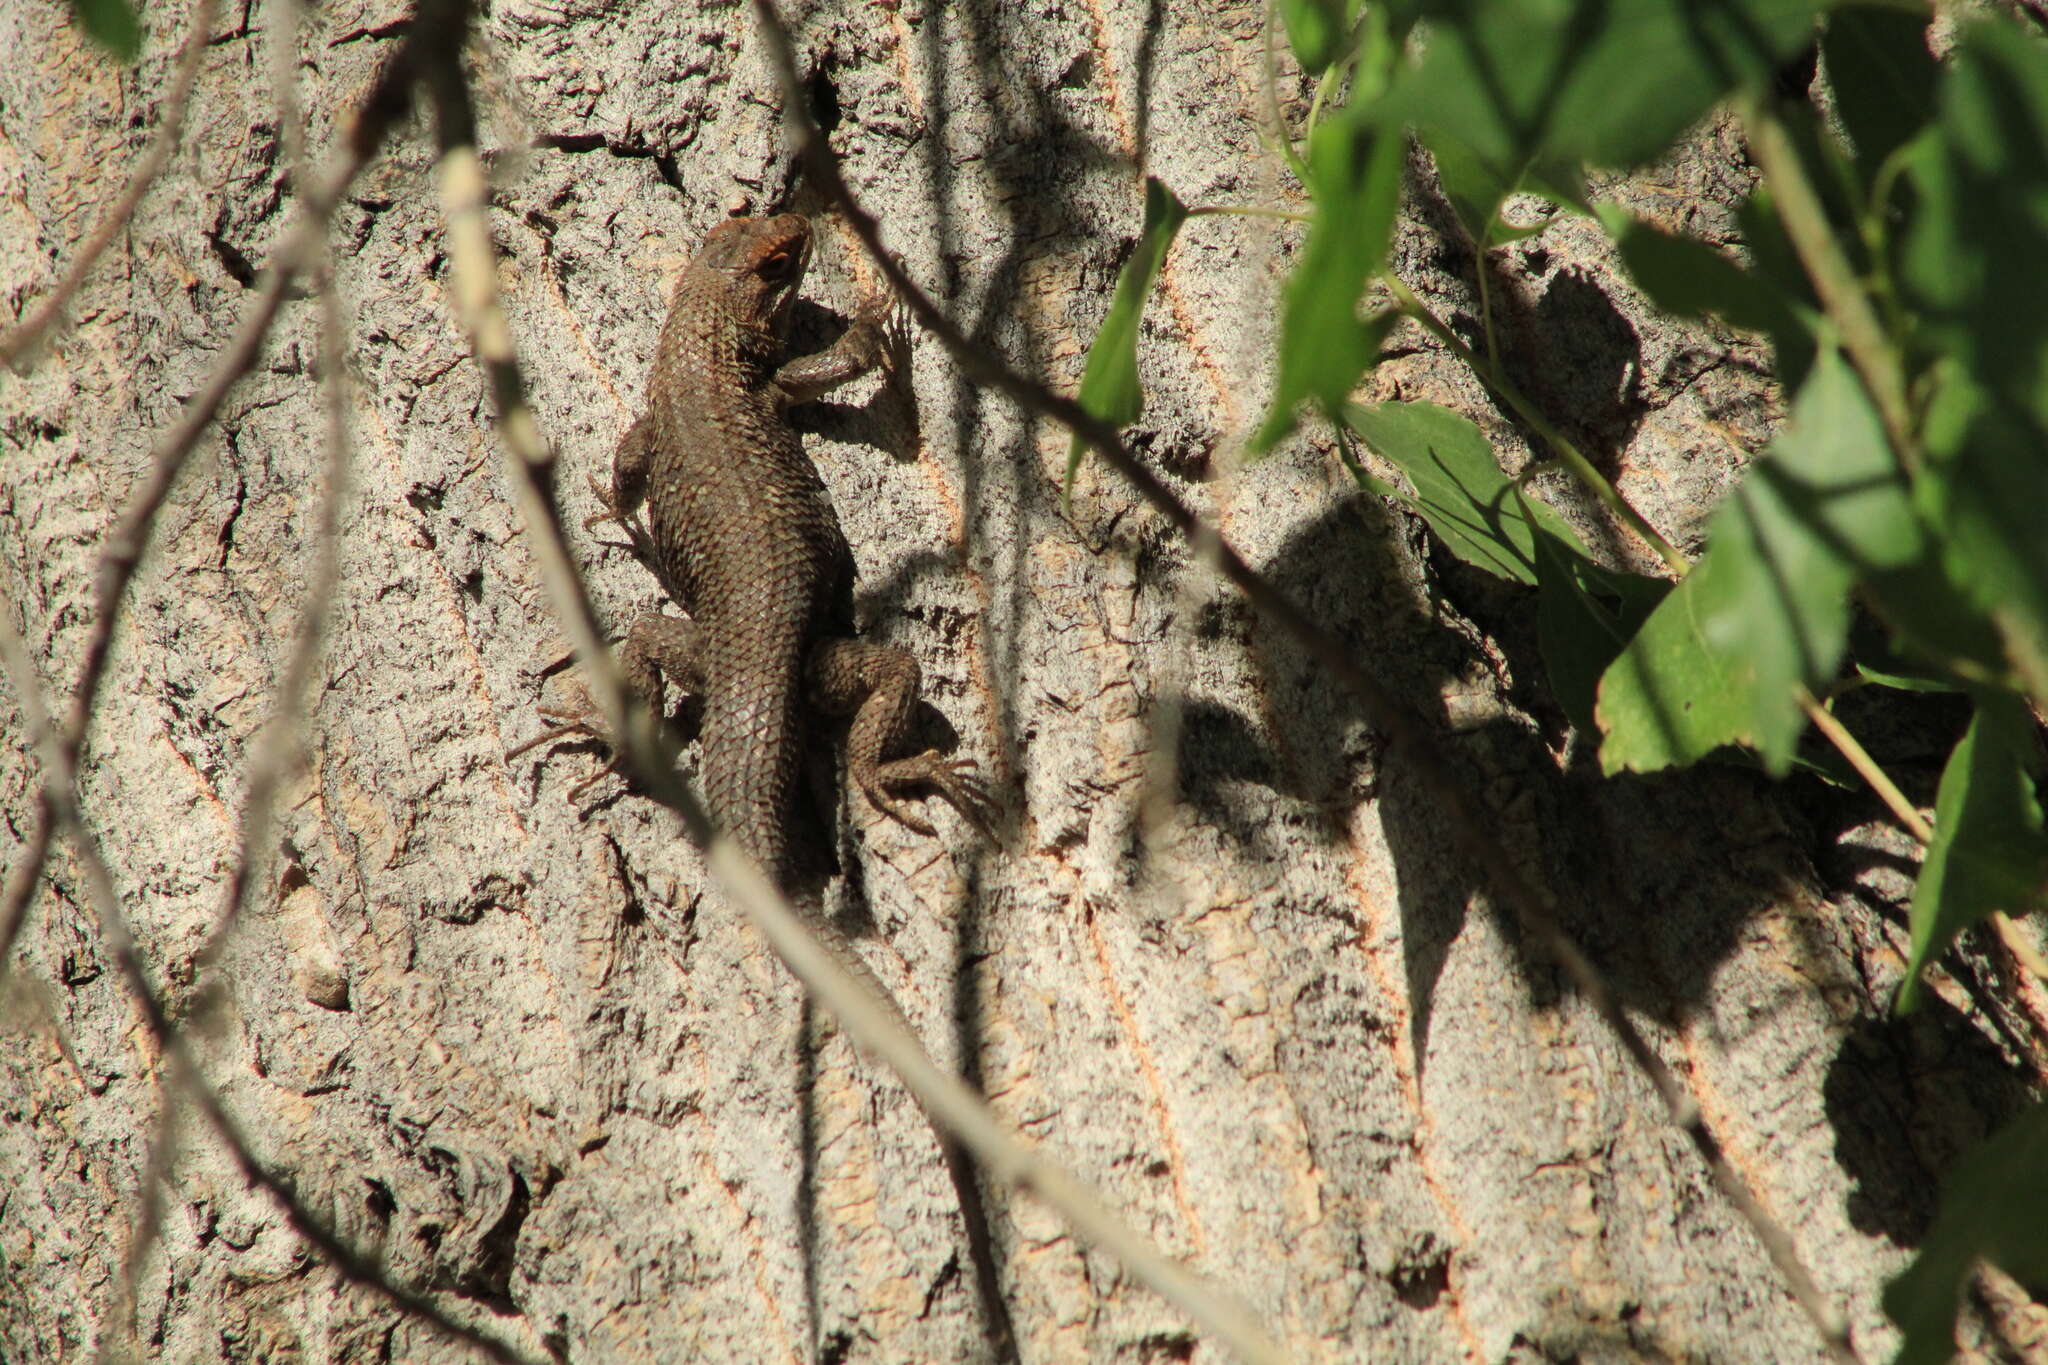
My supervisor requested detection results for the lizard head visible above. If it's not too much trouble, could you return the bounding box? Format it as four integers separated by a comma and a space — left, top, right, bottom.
696, 213, 812, 334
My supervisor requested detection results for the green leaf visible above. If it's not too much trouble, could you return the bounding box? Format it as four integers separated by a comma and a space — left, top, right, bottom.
1341, 405, 1671, 737
1254, 112, 1404, 450
1429, 134, 1581, 249
69, 0, 141, 61
1900, 26, 2048, 688
1598, 351, 1916, 775
1885, 1099, 2048, 1365
1066, 178, 1189, 493
1530, 522, 1672, 735
1849, 617, 1969, 695
1593, 529, 1761, 772
1902, 22, 2048, 430
1899, 693, 2048, 1013
1853, 664, 1960, 695
1734, 187, 1820, 392
1821, 6, 1939, 183
1343, 401, 1580, 584
1277, 0, 1351, 74
1599, 206, 1796, 336
1914, 377, 2048, 693
1385, 0, 1828, 174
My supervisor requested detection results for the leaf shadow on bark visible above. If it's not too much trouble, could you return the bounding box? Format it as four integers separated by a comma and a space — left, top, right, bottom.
1233, 490, 1857, 1081
1821, 1000, 2035, 1250
1795, 752, 2042, 1255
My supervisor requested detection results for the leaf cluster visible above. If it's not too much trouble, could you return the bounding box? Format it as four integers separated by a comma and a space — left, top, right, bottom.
1068, 2, 2048, 1358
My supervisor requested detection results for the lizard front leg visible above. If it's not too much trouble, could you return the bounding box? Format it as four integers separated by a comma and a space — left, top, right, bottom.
774, 292, 906, 407
806, 637, 994, 836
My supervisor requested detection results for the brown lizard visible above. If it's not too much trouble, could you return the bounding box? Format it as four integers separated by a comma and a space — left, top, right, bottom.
539, 211, 992, 881
524, 209, 1014, 1352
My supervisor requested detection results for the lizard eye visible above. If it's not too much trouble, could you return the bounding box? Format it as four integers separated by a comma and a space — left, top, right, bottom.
759, 251, 797, 280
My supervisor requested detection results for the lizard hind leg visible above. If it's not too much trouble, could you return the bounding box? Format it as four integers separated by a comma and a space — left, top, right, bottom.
619, 610, 706, 706
807, 637, 996, 837
509, 611, 705, 802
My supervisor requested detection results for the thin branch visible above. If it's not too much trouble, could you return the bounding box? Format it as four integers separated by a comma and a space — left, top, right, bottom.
1258, 0, 1313, 185
269, 0, 309, 198
0, 45, 417, 986
420, 18, 1288, 1364
0, 20, 555, 1361
1740, 101, 1918, 474
1799, 691, 2048, 1039
1991, 913, 2048, 988
1748, 79, 2048, 705
0, 797, 56, 984
0, 0, 220, 368
192, 268, 351, 981
749, 5, 1860, 1358
91, 1071, 182, 1365
1379, 271, 1692, 578
0, 606, 542, 1365
1799, 688, 1932, 843
1408, 259, 2031, 1017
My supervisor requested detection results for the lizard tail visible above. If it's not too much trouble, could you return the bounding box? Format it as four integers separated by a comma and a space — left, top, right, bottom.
698, 646, 805, 890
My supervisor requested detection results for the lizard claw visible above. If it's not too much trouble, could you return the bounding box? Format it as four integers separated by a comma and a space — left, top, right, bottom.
861, 750, 997, 839
582, 471, 657, 561
508, 694, 627, 804
850, 287, 913, 381
582, 472, 622, 533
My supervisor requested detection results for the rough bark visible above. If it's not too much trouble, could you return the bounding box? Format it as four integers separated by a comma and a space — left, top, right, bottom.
1, 1, 2041, 1362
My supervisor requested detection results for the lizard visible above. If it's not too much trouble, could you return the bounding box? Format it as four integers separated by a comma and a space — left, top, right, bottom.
521, 209, 1016, 1354
537, 210, 993, 883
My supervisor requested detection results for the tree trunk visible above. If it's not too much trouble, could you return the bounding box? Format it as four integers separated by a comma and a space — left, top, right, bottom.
1, 1, 2038, 1362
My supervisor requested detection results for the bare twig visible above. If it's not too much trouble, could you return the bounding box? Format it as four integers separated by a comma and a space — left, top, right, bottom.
1991, 913, 2048, 988
0, 16, 556, 1361
1740, 102, 1917, 475
1257, 0, 1313, 185
1800, 688, 1932, 844
0, 47, 417, 985
192, 270, 351, 981
188, 0, 340, 984
268, 0, 309, 197
91, 1071, 182, 1365
419, 18, 1288, 1363
1378, 271, 1691, 578
0, 797, 56, 983
1802, 691, 2048, 1056
748, 5, 1859, 1358
0, 0, 220, 368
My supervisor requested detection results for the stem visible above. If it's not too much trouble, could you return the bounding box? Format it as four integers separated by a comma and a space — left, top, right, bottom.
1741, 100, 1919, 474
1474, 242, 1502, 374
1797, 687, 1932, 842
1380, 271, 1692, 578
1186, 204, 1314, 223
1303, 60, 1340, 143
1992, 913, 2048, 986
1260, 0, 1313, 185
757, 9, 1867, 1352
1, 0, 219, 367
1802, 689, 2048, 1008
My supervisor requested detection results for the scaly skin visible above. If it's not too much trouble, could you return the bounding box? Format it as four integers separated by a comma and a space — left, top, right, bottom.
523, 215, 1011, 1352
585, 213, 991, 887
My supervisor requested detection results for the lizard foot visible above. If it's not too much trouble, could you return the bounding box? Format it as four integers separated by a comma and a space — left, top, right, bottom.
508, 693, 625, 803
581, 473, 655, 560
860, 751, 997, 838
